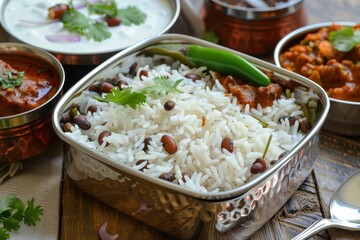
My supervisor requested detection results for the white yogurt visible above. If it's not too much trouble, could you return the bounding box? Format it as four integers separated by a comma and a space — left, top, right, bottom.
2, 0, 174, 54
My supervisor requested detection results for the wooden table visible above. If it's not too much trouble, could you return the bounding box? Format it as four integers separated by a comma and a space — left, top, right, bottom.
60, 1, 360, 239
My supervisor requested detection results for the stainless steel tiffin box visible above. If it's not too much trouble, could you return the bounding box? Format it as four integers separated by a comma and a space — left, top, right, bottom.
52, 34, 330, 240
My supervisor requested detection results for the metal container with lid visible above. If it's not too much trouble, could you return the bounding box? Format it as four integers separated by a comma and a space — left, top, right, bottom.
204, 0, 306, 55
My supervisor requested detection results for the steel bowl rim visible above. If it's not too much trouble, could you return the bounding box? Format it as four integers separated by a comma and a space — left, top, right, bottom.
206, 0, 304, 20
273, 21, 360, 106
0, 0, 181, 65
0, 42, 65, 129
52, 33, 330, 200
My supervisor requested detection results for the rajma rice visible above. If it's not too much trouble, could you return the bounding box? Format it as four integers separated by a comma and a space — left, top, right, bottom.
65, 58, 319, 193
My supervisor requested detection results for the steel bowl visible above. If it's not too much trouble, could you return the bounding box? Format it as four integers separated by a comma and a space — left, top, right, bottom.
273, 22, 360, 136
0, 0, 180, 65
204, 0, 307, 55
0, 42, 65, 163
52, 34, 329, 239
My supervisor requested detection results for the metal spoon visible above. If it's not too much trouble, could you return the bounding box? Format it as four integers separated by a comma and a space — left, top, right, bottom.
292, 169, 360, 240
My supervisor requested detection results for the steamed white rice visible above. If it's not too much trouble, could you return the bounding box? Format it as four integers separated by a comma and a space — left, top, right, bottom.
65, 58, 318, 193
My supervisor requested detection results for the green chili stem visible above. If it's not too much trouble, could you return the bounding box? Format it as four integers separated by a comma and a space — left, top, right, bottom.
262, 133, 273, 159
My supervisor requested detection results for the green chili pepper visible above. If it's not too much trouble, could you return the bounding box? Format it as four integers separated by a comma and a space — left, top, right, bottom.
186, 45, 270, 86
142, 44, 271, 86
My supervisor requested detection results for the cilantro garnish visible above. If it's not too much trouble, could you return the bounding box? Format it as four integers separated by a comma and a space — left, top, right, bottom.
94, 76, 183, 109
117, 6, 147, 26
95, 87, 147, 109
0, 70, 25, 90
0, 195, 43, 240
59, 0, 147, 42
329, 26, 360, 52
143, 76, 183, 95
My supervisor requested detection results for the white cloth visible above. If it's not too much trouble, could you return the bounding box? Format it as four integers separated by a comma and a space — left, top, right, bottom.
0, 142, 63, 240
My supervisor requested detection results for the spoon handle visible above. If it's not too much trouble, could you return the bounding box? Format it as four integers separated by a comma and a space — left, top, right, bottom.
292, 218, 336, 240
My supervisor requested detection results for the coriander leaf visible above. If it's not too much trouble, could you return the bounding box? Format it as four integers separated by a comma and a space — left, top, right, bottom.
143, 76, 183, 95
0, 195, 43, 239
329, 26, 360, 52
0, 70, 25, 89
89, 0, 118, 17
95, 87, 147, 109
61, 8, 90, 36
23, 198, 43, 226
0, 228, 9, 240
88, 22, 112, 42
117, 6, 146, 26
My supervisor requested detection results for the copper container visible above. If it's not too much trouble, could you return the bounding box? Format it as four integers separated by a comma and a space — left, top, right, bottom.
204, 0, 307, 55
0, 43, 65, 163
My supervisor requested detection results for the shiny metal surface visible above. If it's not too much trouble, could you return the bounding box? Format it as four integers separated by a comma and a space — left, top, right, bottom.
52, 34, 330, 239
0, 0, 180, 65
292, 170, 360, 240
273, 22, 360, 136
207, 0, 304, 20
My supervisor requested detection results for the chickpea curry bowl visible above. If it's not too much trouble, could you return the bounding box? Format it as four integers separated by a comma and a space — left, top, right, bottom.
274, 22, 360, 136
52, 34, 329, 239
0, 43, 64, 163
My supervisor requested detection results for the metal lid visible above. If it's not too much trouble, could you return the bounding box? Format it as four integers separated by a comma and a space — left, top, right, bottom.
206, 0, 304, 20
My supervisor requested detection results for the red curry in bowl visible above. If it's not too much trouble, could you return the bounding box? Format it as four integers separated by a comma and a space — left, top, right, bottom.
0, 43, 64, 163
0, 57, 59, 117
278, 24, 360, 102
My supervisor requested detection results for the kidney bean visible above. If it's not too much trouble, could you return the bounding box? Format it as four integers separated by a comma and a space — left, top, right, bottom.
250, 162, 266, 174
98, 130, 111, 146
278, 151, 289, 160
129, 62, 138, 76
179, 172, 191, 183
254, 158, 267, 169
221, 137, 234, 153
159, 172, 176, 182
279, 116, 297, 126
164, 100, 175, 111
142, 137, 152, 152
139, 69, 149, 80
73, 114, 91, 130
135, 159, 149, 171
270, 160, 277, 165
300, 119, 311, 133
114, 80, 128, 90
106, 16, 121, 27
60, 112, 71, 123
88, 82, 102, 94
185, 73, 202, 81
102, 82, 114, 93
161, 135, 177, 154
87, 105, 97, 113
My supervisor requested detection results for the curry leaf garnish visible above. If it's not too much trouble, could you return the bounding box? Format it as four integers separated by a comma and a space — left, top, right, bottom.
0, 195, 43, 240
329, 26, 360, 52
0, 70, 25, 89
117, 6, 147, 26
94, 87, 147, 109
142, 76, 183, 95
